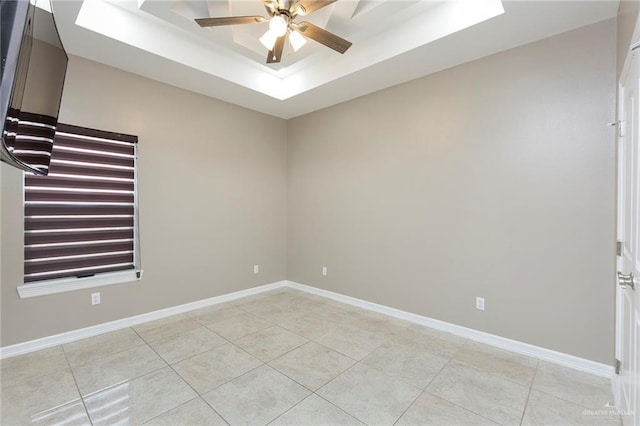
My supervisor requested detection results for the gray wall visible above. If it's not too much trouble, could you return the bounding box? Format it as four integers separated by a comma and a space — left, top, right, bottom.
287, 20, 617, 363
1, 18, 620, 364
1, 56, 287, 346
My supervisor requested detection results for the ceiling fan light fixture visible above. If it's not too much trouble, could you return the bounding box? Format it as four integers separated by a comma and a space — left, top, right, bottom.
269, 15, 288, 37
289, 30, 306, 51
260, 30, 278, 50
195, 0, 351, 64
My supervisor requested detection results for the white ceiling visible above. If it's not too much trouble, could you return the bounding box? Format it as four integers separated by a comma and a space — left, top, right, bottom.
48, 0, 619, 119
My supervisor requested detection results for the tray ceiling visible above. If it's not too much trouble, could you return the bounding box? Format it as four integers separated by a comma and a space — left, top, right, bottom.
48, 0, 619, 118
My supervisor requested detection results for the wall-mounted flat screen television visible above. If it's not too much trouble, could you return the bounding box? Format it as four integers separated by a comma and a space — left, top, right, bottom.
1, 0, 68, 175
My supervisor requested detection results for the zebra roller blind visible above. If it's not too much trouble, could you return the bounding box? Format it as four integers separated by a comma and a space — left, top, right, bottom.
24, 123, 138, 283
3, 110, 58, 175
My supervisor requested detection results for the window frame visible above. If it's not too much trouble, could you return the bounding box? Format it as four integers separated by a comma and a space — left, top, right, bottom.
17, 124, 142, 298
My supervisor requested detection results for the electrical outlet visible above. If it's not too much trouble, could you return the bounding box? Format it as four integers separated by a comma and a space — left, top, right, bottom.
476, 297, 485, 311
322, 266, 327, 276
253, 264, 259, 274
91, 292, 101, 306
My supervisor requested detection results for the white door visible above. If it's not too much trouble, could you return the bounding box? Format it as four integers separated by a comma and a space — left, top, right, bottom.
616, 47, 640, 426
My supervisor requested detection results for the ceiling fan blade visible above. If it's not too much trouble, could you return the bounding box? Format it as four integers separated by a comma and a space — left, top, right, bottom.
296, 21, 352, 54
195, 16, 266, 27
263, 0, 278, 16
267, 35, 286, 63
290, 0, 337, 17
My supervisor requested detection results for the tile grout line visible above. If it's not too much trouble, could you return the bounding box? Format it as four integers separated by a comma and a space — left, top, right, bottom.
5, 290, 614, 426
197, 361, 266, 399
264, 393, 316, 425
60, 345, 95, 426
308, 322, 389, 363
391, 341, 463, 426
138, 397, 208, 426
62, 328, 147, 370
202, 316, 274, 342
264, 343, 352, 395
141, 321, 281, 414
427, 359, 528, 424
312, 392, 369, 425
208, 298, 361, 359
307, 358, 378, 425
57, 338, 171, 402
519, 360, 539, 425
137, 327, 232, 426
391, 389, 425, 425
144, 300, 571, 426
412, 340, 506, 425
141, 307, 258, 367
251, 300, 467, 409
446, 354, 537, 389
160, 325, 272, 405
88, 314, 509, 426
257, 334, 366, 412
136, 327, 265, 425
134, 314, 202, 344
194, 362, 289, 425
531, 387, 621, 415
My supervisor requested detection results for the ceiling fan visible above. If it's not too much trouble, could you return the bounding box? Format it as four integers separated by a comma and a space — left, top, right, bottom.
195, 0, 352, 64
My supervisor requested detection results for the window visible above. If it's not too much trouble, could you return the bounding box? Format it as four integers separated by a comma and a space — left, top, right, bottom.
17, 123, 140, 298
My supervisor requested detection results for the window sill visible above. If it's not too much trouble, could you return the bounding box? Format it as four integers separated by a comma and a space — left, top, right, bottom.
17, 270, 143, 299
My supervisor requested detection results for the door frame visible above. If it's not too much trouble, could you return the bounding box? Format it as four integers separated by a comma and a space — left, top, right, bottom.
614, 15, 640, 418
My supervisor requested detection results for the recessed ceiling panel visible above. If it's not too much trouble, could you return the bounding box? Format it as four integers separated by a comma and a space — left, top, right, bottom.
50, 0, 619, 118
71, 0, 504, 95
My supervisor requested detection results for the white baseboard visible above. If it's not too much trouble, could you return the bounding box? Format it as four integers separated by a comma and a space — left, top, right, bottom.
285, 280, 613, 378
0, 280, 288, 359
0, 279, 613, 380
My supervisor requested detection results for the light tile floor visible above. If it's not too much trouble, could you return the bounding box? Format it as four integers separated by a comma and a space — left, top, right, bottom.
0, 288, 622, 425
